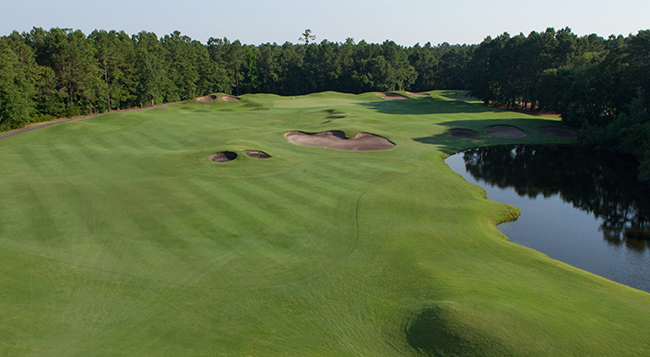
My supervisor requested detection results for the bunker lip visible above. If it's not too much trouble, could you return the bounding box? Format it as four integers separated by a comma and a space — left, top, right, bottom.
449, 128, 479, 139
210, 151, 237, 162
284, 130, 395, 151
406, 91, 430, 97
376, 92, 411, 100
484, 125, 527, 139
539, 126, 577, 138
244, 150, 272, 159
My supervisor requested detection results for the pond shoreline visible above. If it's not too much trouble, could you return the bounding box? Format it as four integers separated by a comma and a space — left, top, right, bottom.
446, 145, 650, 293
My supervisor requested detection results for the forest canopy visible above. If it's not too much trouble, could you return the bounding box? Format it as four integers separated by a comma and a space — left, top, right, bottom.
1, 27, 649, 178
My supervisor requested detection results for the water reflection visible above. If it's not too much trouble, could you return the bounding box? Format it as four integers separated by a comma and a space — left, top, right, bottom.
447, 145, 650, 292
462, 146, 650, 250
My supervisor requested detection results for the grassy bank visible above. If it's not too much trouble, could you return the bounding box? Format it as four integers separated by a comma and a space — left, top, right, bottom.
0, 91, 648, 356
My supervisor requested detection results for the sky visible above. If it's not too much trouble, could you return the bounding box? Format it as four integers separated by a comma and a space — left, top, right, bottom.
2, 0, 649, 46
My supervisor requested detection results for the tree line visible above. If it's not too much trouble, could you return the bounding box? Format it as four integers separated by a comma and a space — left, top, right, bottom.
465, 28, 650, 180
1, 26, 648, 178
0, 27, 470, 131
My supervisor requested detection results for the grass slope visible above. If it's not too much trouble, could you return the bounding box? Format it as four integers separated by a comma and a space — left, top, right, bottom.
0, 91, 648, 356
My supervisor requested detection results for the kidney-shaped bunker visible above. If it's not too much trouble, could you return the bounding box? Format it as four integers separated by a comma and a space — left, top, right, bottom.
285, 130, 395, 151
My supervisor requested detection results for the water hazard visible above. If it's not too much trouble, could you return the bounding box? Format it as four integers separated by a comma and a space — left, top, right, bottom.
446, 145, 650, 293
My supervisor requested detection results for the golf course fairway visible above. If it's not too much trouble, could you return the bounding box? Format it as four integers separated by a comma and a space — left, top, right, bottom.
0, 91, 649, 356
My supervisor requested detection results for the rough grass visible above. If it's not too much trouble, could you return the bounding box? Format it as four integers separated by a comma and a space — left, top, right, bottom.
0, 91, 648, 356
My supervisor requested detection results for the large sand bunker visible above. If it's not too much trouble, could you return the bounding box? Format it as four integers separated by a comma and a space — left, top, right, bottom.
244, 150, 272, 159
210, 151, 237, 162
484, 125, 527, 139
449, 128, 479, 139
285, 130, 395, 151
539, 126, 577, 138
376, 93, 411, 100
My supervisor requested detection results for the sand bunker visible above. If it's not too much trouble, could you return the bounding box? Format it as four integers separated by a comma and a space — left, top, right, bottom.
539, 126, 577, 138
197, 95, 218, 103
285, 130, 395, 151
406, 92, 430, 97
449, 128, 479, 139
244, 150, 272, 159
484, 125, 527, 139
196, 95, 240, 103
210, 151, 237, 162
376, 93, 411, 100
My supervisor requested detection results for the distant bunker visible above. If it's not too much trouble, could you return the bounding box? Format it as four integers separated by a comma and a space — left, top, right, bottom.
449, 128, 479, 139
406, 92, 430, 97
539, 126, 577, 138
197, 95, 218, 102
210, 151, 237, 162
244, 150, 272, 159
377, 92, 411, 100
484, 125, 527, 139
285, 130, 395, 151
197, 95, 240, 103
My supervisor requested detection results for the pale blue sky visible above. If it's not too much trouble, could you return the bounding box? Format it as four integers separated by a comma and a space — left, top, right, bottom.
2, 0, 648, 45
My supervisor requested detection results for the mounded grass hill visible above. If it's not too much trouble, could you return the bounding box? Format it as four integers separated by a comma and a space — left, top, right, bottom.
0, 91, 649, 356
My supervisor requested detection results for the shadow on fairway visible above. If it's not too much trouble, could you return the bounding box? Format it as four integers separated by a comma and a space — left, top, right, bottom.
357, 96, 496, 115
413, 119, 574, 155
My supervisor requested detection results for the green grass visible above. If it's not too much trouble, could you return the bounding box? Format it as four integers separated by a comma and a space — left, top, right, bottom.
0, 91, 648, 356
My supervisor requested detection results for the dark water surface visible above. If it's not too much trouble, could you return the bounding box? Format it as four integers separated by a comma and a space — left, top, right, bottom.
446, 146, 650, 293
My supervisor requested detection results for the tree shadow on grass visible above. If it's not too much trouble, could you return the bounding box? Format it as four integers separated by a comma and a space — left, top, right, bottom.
413, 119, 576, 156
357, 96, 498, 115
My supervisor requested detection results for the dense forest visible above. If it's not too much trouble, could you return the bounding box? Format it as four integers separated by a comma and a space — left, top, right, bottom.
1, 27, 649, 178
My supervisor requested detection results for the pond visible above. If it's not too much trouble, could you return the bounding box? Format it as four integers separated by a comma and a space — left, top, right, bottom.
445, 145, 650, 293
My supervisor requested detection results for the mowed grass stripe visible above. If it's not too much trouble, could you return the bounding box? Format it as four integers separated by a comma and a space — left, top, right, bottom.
309, 159, 394, 188
188, 178, 294, 232
44, 141, 102, 176
263, 170, 349, 210
225, 177, 359, 259
0, 178, 43, 240
125, 117, 212, 152
82, 130, 125, 153
76, 181, 234, 281
168, 178, 289, 260
225, 177, 316, 225
54, 141, 114, 182
148, 116, 207, 147
3, 145, 50, 180
9, 179, 128, 264
19, 180, 69, 246
19, 141, 78, 178
106, 130, 150, 154
181, 177, 356, 276
128, 127, 191, 152
116, 129, 172, 153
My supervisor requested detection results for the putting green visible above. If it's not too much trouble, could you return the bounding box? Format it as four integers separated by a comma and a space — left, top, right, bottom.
0, 91, 648, 356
